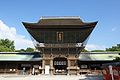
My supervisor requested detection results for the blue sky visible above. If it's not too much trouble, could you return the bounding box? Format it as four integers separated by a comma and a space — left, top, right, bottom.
0, 0, 120, 50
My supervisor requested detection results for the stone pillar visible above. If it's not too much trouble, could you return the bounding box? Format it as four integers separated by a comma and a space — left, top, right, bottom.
67, 59, 70, 75
50, 59, 53, 75
77, 66, 80, 75
42, 60, 45, 74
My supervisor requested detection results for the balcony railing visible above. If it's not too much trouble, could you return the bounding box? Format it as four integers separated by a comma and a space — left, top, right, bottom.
36, 43, 84, 48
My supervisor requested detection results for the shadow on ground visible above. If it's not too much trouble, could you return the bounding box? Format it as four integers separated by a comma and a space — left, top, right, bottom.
79, 75, 103, 80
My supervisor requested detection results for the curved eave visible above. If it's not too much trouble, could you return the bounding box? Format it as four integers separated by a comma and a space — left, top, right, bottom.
22, 21, 98, 29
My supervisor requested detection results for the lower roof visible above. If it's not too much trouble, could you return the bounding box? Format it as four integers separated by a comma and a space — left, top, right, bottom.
0, 52, 119, 61
0, 52, 42, 61
79, 52, 120, 61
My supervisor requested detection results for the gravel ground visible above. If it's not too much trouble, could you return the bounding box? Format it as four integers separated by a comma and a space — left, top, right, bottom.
0, 74, 103, 80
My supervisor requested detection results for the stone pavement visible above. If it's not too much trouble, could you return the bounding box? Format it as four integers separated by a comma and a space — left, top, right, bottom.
0, 74, 103, 80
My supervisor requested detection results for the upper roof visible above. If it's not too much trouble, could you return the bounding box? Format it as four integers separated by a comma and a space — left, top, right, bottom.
22, 16, 98, 29
40, 16, 81, 20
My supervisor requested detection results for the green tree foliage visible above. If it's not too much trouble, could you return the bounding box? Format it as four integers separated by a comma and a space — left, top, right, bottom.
106, 44, 120, 51
113, 57, 120, 61
0, 39, 15, 52
91, 50, 105, 52
16, 47, 34, 52
81, 49, 89, 52
0, 45, 13, 52
26, 47, 34, 52
15, 49, 26, 52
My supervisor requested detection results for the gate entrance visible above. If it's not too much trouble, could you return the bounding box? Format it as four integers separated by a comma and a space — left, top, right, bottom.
53, 57, 68, 74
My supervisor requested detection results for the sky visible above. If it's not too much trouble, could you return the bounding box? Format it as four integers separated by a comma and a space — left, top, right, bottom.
0, 0, 120, 50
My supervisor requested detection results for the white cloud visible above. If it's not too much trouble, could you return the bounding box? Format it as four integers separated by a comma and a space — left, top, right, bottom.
0, 20, 34, 50
85, 44, 106, 51
111, 27, 117, 32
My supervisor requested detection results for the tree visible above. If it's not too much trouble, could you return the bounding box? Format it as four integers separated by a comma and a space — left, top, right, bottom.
81, 49, 89, 52
91, 50, 105, 52
106, 44, 120, 51
15, 49, 26, 52
16, 47, 34, 52
0, 39, 15, 52
113, 57, 120, 61
0, 45, 13, 52
26, 47, 34, 52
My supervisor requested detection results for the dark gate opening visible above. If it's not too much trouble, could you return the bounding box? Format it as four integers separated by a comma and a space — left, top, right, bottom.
53, 57, 68, 74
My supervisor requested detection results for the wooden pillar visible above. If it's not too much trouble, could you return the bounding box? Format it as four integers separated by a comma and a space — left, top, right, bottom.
50, 48, 54, 75
42, 48, 45, 74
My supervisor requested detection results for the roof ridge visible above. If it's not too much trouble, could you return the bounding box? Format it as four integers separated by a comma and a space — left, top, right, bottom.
40, 16, 80, 20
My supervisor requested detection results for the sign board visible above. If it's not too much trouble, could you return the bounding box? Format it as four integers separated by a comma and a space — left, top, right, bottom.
21, 64, 31, 67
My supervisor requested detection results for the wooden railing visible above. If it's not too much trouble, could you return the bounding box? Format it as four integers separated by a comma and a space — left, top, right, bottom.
36, 43, 84, 48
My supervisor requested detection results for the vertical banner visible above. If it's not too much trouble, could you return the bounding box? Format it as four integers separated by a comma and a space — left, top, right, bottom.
113, 67, 120, 80
109, 65, 114, 80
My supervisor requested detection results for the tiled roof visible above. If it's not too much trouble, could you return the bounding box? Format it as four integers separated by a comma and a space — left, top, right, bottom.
22, 16, 97, 27
0, 52, 42, 61
79, 52, 120, 61
0, 52, 119, 61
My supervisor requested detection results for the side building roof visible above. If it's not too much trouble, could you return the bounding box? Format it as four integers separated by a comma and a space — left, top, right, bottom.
79, 52, 120, 61
0, 52, 42, 61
